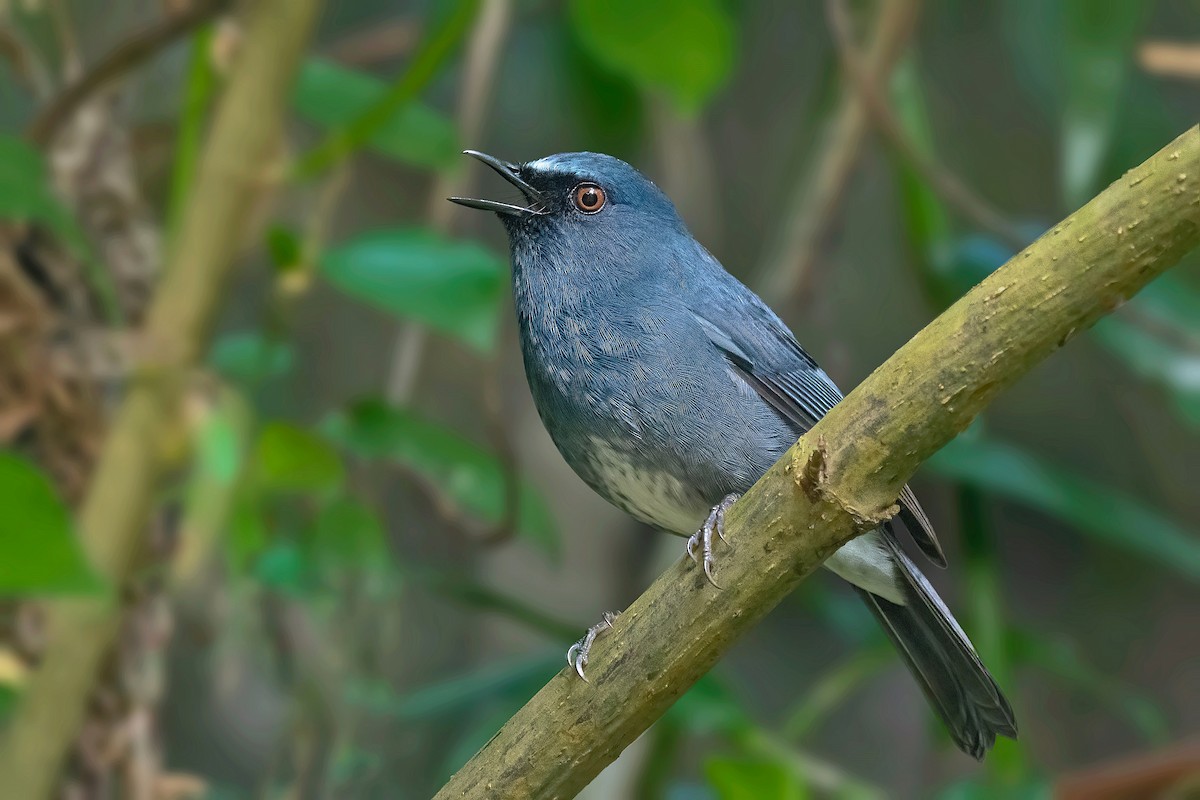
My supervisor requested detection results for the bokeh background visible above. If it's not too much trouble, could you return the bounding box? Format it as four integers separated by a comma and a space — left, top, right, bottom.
1, 0, 1199, 797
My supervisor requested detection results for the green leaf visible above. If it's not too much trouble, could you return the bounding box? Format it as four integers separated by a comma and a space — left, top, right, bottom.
254, 421, 344, 492
568, 0, 735, 114
319, 228, 505, 353
345, 652, 559, 721
0, 135, 88, 252
322, 399, 559, 557
210, 332, 295, 385
938, 777, 1052, 800
311, 494, 389, 570
928, 436, 1200, 580
293, 58, 460, 170
227, 493, 268, 572
266, 225, 303, 271
704, 757, 807, 800
1061, 0, 1146, 208
254, 541, 313, 595
0, 453, 100, 594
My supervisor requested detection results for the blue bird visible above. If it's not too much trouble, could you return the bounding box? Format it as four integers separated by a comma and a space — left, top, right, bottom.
450, 150, 1017, 759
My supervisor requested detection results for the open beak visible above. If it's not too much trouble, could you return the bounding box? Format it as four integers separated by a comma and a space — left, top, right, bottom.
448, 150, 546, 217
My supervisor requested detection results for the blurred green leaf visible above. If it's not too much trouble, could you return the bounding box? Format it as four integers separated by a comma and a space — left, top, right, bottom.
704, 757, 807, 800
0, 684, 17, 724
194, 401, 243, 484
0, 134, 87, 252
1060, 0, 1145, 208
780, 646, 893, 740
319, 228, 505, 353
322, 399, 559, 557
266, 225, 303, 271
293, 58, 460, 170
228, 493, 268, 572
254, 541, 313, 595
938, 775, 1052, 800
168, 25, 218, 234
210, 332, 296, 385
346, 652, 559, 721
311, 494, 389, 570
568, 0, 735, 114
928, 436, 1200, 580
1009, 629, 1168, 743
666, 674, 747, 736
0, 453, 100, 594
255, 421, 345, 492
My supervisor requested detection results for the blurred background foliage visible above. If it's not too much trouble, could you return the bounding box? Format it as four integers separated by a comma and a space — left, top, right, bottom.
0, 0, 1198, 798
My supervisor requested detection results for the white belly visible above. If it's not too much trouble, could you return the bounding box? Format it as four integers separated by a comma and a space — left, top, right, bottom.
584, 438, 708, 534
583, 438, 905, 604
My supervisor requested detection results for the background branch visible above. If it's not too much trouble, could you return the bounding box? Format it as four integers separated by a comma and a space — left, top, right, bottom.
759, 0, 922, 305
825, 0, 1027, 251
27, 0, 233, 147
0, 0, 322, 796
433, 126, 1200, 798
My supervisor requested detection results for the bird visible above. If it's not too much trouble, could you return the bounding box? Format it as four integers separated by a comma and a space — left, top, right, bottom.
449, 150, 1018, 760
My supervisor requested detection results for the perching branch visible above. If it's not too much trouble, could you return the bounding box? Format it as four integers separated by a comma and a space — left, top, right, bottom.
434, 127, 1200, 799
0, 1, 322, 797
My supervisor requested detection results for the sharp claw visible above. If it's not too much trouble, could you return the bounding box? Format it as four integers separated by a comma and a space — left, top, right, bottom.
566, 643, 579, 668
686, 533, 698, 562
575, 657, 589, 682
703, 557, 721, 589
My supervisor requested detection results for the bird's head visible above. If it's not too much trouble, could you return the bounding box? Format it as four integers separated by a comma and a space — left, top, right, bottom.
449, 151, 689, 270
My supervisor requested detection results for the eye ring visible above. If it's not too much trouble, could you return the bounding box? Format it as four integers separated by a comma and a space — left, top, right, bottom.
572, 182, 606, 214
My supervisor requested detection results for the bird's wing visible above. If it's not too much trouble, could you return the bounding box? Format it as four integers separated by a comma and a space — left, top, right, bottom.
692, 300, 947, 568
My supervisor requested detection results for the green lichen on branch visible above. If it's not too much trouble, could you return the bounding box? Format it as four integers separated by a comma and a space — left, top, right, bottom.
433, 126, 1200, 800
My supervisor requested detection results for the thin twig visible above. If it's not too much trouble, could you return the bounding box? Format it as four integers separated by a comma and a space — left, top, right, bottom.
759, 0, 923, 305
825, 0, 1027, 251
0, 24, 54, 99
27, 0, 232, 147
291, 0, 480, 179
382, 0, 520, 545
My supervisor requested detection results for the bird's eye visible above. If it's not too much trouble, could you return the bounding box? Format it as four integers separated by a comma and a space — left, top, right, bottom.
572, 183, 606, 214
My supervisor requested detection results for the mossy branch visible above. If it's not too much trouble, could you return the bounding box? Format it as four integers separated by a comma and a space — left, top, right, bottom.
434, 126, 1200, 799
0, 1, 322, 797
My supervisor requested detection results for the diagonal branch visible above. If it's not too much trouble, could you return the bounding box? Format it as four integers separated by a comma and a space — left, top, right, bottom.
0, 1, 323, 797
759, 0, 922, 305
434, 126, 1200, 799
27, 0, 234, 147
825, 0, 1027, 251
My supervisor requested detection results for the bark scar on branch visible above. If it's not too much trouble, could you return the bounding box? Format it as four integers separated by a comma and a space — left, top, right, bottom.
795, 436, 899, 529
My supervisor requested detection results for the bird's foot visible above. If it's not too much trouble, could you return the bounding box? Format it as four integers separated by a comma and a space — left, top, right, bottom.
566, 611, 619, 682
686, 493, 740, 588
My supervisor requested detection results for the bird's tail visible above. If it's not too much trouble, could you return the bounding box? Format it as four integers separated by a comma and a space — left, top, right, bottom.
855, 536, 1018, 760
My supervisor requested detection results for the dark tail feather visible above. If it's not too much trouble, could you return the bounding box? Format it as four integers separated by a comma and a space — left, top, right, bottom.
855, 541, 1018, 759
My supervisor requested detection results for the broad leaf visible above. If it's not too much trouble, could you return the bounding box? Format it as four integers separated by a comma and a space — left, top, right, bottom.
311, 494, 389, 570
293, 58, 459, 170
569, 0, 735, 114
210, 331, 295, 385
0, 135, 88, 252
928, 436, 1200, 581
1061, 0, 1146, 207
0, 453, 100, 594
319, 228, 505, 353
704, 757, 807, 800
322, 399, 559, 557
255, 421, 345, 492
